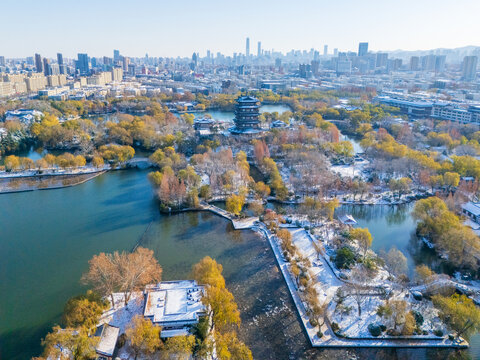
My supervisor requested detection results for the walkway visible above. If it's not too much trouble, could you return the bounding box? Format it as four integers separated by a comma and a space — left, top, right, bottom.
199, 202, 467, 348
200, 202, 259, 229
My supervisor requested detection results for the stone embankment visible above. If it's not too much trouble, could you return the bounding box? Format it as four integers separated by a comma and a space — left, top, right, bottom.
199, 202, 468, 349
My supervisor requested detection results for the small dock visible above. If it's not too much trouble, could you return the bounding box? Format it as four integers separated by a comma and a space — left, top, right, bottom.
200, 202, 259, 230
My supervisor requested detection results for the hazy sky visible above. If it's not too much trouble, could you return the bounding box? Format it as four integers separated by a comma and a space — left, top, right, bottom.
2, 0, 479, 58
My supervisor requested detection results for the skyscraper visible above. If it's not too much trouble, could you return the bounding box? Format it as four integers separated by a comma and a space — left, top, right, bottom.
246, 37, 250, 57
43, 58, 50, 76
410, 56, 420, 71
358, 42, 368, 57
35, 53, 43, 73
421, 54, 436, 71
323, 45, 328, 56
122, 56, 130, 72
376, 53, 388, 67
76, 53, 89, 75
113, 49, 120, 62
435, 55, 446, 73
462, 56, 478, 81
257, 41, 261, 57
57, 53, 65, 75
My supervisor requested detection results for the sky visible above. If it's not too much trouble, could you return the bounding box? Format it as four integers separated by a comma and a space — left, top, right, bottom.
1, 0, 480, 59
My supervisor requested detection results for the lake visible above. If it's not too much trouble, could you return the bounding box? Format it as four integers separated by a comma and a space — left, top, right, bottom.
204, 104, 291, 123
0, 169, 312, 360
0, 118, 475, 359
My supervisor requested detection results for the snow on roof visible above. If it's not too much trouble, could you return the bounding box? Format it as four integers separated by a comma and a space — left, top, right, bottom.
144, 280, 205, 325
237, 96, 259, 102
462, 202, 480, 216
165, 289, 187, 315
338, 214, 357, 225
96, 324, 119, 357
464, 219, 480, 230
161, 328, 190, 338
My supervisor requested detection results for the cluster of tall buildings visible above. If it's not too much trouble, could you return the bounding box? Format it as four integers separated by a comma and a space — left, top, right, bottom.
408, 54, 446, 73
245, 37, 263, 57
31, 50, 131, 78
291, 41, 478, 80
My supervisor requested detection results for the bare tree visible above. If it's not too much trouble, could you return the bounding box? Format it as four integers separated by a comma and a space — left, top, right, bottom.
81, 252, 120, 307
343, 266, 370, 316
117, 247, 163, 305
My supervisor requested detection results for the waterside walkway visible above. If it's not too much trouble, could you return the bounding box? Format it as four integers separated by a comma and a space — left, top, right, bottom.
201, 202, 468, 349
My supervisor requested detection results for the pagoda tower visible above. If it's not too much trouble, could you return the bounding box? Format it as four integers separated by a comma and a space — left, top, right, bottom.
232, 95, 260, 132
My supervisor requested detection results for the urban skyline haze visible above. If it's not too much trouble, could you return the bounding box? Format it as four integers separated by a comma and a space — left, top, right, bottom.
1, 0, 480, 58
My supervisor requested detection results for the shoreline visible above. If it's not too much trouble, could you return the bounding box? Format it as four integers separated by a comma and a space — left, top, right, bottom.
0, 171, 107, 194
181, 202, 468, 349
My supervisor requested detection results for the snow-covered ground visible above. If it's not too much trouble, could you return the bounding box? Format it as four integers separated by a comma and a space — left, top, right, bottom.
329, 290, 446, 339
98, 292, 145, 334
330, 159, 369, 179
0, 165, 108, 178
266, 225, 465, 347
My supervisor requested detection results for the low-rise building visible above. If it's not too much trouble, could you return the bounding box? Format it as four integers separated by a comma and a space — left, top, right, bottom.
462, 202, 480, 223
4, 109, 43, 124
143, 280, 206, 337
95, 324, 119, 360
432, 103, 473, 124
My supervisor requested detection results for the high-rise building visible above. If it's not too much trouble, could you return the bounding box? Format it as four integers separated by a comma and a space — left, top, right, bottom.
128, 63, 136, 76
358, 42, 368, 57
43, 58, 51, 76
376, 53, 388, 67
421, 54, 436, 71
257, 41, 261, 57
410, 56, 420, 71
57, 53, 65, 74
35, 53, 43, 73
0, 56, 5, 67
191, 52, 198, 70
112, 67, 123, 81
435, 55, 446, 73
76, 53, 89, 75
323, 45, 328, 56
333, 48, 338, 57
113, 49, 120, 62
123, 56, 130, 72
49, 64, 60, 75
462, 56, 478, 81
336, 59, 352, 74
246, 37, 250, 57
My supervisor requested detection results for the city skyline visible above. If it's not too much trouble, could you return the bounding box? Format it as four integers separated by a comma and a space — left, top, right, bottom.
2, 0, 480, 58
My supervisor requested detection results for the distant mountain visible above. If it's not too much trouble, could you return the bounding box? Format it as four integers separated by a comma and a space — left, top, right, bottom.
380, 46, 480, 63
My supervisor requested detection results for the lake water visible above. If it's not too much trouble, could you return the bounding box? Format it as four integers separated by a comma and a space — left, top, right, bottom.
204, 104, 291, 123
0, 170, 313, 360
340, 133, 363, 155
0, 169, 462, 360
1, 107, 476, 358
336, 203, 419, 276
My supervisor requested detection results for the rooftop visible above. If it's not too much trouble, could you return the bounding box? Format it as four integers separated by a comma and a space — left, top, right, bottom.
237, 95, 259, 102
144, 280, 205, 325
462, 202, 480, 216
96, 324, 119, 357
